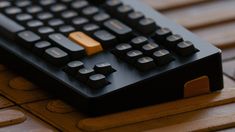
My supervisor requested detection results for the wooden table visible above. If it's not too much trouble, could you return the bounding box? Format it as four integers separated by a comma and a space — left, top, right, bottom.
1, 0, 235, 131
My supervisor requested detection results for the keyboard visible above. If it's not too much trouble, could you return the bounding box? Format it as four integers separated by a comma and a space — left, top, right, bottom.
0, 0, 223, 115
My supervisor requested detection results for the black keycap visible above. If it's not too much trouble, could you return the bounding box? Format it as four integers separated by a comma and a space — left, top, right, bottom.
142, 43, 159, 55
61, 0, 73, 3
38, 26, 55, 37
33, 41, 51, 55
82, 23, 100, 34
49, 33, 85, 58
26, 5, 42, 14
131, 36, 148, 48
104, 19, 133, 40
16, 13, 33, 22
153, 49, 174, 65
27, 20, 43, 28
48, 19, 64, 28
39, 0, 56, 6
136, 57, 156, 71
105, 0, 123, 12
166, 34, 183, 48
126, 50, 143, 63
116, 5, 133, 19
5, 7, 22, 15
50, 4, 67, 13
0, 13, 25, 39
88, 74, 109, 88
176, 41, 197, 56
82, 6, 99, 17
0, 1, 11, 9
61, 10, 78, 20
113, 43, 132, 56
71, 0, 89, 10
137, 18, 158, 35
64, 60, 84, 75
15, 0, 31, 8
59, 25, 75, 35
17, 30, 41, 48
153, 28, 172, 43
127, 11, 145, 25
44, 47, 69, 65
77, 68, 95, 81
37, 12, 53, 20
72, 17, 89, 28
93, 30, 117, 49
93, 13, 110, 24
94, 62, 116, 75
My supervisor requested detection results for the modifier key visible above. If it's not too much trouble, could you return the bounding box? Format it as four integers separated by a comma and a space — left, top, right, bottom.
0, 13, 25, 39
17, 30, 41, 48
49, 33, 85, 59
104, 19, 133, 40
44, 47, 70, 65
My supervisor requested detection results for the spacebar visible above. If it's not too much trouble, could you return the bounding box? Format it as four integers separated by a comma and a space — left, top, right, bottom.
0, 13, 25, 40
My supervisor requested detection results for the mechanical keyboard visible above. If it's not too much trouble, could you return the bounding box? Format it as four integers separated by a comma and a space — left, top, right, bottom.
0, 0, 223, 115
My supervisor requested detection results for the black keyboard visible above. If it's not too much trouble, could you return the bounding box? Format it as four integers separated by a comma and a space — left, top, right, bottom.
0, 0, 223, 115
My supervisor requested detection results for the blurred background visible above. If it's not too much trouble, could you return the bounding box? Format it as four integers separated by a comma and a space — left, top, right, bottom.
143, 0, 235, 61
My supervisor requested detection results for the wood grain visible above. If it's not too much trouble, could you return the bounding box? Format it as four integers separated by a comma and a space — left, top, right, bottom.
143, 0, 208, 11
147, 113, 235, 132
22, 100, 85, 132
164, 0, 235, 29
194, 21, 235, 49
0, 71, 51, 104
78, 88, 235, 131
0, 107, 57, 132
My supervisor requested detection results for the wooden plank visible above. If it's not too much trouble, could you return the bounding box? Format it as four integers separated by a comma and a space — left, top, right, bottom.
193, 21, 235, 49
22, 99, 85, 132
105, 94, 235, 132
0, 107, 57, 132
222, 47, 235, 61
78, 88, 235, 131
0, 71, 51, 104
164, 0, 235, 29
143, 0, 208, 11
146, 103, 235, 132
223, 75, 235, 89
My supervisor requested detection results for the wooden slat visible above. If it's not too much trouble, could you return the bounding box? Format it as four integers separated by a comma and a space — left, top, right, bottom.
223, 75, 235, 89
143, 0, 208, 11
164, 0, 235, 29
193, 21, 235, 49
146, 103, 235, 132
78, 88, 235, 131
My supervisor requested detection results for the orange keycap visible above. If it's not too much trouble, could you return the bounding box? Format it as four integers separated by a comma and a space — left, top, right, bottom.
69, 32, 103, 55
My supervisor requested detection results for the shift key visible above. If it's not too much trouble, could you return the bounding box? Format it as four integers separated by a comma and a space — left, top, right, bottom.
49, 33, 85, 59
0, 13, 25, 39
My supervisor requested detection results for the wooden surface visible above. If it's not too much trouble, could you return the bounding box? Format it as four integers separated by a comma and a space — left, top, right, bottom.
1, 0, 235, 131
